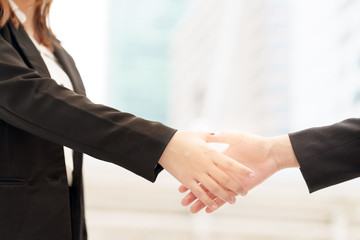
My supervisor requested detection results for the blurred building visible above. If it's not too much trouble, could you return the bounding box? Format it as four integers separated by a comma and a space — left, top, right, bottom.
289, 0, 360, 131
107, 0, 188, 123
169, 0, 290, 135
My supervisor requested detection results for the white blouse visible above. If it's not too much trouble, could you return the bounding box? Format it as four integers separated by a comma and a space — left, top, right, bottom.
30, 37, 75, 186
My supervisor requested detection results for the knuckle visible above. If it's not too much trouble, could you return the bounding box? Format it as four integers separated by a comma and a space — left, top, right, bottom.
226, 195, 234, 202
210, 186, 220, 195
193, 188, 202, 198
241, 187, 249, 196
217, 131, 225, 136
221, 192, 232, 202
222, 176, 231, 185
235, 185, 244, 194
197, 193, 212, 206
223, 160, 232, 169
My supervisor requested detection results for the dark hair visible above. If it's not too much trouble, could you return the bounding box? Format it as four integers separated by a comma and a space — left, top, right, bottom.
0, 0, 55, 50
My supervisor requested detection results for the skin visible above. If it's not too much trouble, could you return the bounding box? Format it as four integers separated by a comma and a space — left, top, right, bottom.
14, 0, 256, 211
159, 131, 256, 210
13, 0, 36, 38
179, 132, 299, 213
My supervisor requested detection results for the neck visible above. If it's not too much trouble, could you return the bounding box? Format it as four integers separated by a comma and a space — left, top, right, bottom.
12, 0, 36, 38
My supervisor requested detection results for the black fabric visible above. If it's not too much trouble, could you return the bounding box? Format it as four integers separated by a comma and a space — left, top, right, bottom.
289, 118, 360, 193
0, 21, 176, 240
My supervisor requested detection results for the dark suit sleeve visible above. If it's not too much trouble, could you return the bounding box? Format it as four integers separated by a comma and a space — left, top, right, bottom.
289, 118, 360, 192
0, 34, 176, 182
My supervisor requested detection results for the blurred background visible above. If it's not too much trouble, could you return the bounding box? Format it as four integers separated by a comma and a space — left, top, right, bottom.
50, 0, 360, 239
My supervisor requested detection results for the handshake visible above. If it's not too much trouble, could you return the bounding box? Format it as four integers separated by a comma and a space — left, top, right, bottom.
158, 131, 300, 214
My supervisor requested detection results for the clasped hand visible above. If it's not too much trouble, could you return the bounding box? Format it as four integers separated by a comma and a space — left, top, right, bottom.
176, 132, 297, 213
158, 131, 256, 211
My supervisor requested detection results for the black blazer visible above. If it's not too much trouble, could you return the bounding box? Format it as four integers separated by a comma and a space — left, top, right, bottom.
0, 21, 176, 240
289, 118, 360, 193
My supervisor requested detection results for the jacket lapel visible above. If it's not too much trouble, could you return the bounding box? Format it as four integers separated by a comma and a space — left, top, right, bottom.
9, 23, 51, 78
53, 46, 86, 95
9, 22, 86, 96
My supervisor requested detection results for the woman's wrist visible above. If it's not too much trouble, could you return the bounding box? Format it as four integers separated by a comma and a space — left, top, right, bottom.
269, 135, 299, 170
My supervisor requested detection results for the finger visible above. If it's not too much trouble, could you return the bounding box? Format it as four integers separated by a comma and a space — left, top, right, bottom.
199, 174, 236, 204
205, 198, 227, 213
188, 182, 218, 211
190, 188, 230, 214
206, 131, 240, 144
186, 184, 233, 213
190, 199, 207, 214
178, 185, 189, 193
190, 185, 217, 213
182, 183, 213, 207
181, 191, 198, 206
213, 152, 255, 181
179, 184, 210, 206
208, 166, 247, 196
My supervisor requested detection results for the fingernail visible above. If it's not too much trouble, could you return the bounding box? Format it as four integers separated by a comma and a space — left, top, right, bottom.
209, 133, 215, 135
249, 172, 255, 178
211, 204, 218, 210
229, 197, 236, 204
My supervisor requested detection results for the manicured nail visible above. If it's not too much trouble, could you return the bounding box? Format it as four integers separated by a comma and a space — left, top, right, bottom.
211, 204, 218, 210
249, 172, 255, 178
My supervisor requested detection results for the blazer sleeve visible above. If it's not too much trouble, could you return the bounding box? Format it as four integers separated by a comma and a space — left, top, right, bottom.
289, 118, 360, 192
0, 34, 177, 182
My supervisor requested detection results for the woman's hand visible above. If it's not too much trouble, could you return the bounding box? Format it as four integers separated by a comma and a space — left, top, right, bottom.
158, 131, 256, 211
178, 132, 299, 213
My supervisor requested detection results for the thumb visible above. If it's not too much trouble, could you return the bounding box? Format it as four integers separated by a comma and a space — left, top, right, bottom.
206, 131, 239, 144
